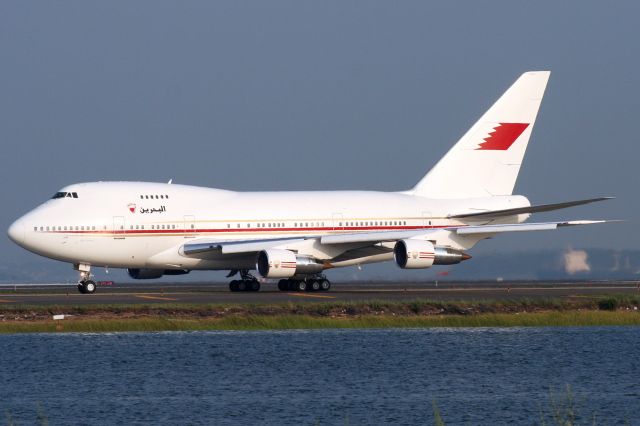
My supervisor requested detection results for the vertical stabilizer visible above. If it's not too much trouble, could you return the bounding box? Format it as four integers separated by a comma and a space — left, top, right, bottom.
411, 71, 550, 199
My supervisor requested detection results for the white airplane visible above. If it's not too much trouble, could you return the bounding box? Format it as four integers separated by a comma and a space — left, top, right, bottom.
7, 71, 613, 294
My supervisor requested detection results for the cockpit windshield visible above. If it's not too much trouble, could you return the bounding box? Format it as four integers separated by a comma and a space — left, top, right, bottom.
51, 192, 78, 199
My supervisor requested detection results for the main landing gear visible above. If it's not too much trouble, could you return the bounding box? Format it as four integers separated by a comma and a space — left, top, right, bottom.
229, 270, 261, 292
277, 275, 331, 292
75, 265, 96, 294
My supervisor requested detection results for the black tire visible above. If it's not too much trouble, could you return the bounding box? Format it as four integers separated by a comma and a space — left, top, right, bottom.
237, 280, 247, 292
287, 280, 296, 291
229, 280, 239, 292
319, 279, 331, 291
249, 281, 260, 292
83, 280, 96, 294
278, 280, 288, 291
310, 280, 321, 292
296, 281, 307, 292
77, 283, 86, 294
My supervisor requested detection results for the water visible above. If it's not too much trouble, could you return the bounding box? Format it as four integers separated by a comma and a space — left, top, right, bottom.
1, 327, 639, 425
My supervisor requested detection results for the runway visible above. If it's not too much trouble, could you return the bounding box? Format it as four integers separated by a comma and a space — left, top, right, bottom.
0, 281, 638, 306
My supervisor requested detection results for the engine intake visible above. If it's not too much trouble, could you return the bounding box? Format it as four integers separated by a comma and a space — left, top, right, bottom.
127, 268, 190, 280
256, 249, 324, 278
394, 240, 471, 269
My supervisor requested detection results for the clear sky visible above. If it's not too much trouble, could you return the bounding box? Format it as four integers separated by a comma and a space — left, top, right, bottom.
1, 1, 637, 271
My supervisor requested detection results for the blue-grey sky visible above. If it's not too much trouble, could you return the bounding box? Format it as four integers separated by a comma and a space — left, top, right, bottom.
1, 1, 637, 270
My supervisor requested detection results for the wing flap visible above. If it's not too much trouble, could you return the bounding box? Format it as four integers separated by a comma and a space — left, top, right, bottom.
183, 237, 307, 256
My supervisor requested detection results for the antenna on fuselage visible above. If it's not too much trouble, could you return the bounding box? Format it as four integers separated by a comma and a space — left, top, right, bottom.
168, 179, 173, 184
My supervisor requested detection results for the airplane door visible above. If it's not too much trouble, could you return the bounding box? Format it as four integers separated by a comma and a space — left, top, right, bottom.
184, 215, 195, 238
332, 213, 344, 231
113, 216, 125, 239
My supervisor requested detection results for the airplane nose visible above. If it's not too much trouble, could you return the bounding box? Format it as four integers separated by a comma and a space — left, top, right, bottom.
7, 219, 25, 245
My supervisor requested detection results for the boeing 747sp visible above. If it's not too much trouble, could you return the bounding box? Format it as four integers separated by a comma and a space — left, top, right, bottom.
7, 71, 614, 293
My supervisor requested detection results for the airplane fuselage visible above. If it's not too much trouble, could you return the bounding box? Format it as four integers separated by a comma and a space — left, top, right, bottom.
9, 181, 529, 271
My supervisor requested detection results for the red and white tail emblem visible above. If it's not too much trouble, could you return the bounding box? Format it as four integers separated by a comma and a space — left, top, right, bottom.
476, 123, 529, 151
127, 203, 136, 213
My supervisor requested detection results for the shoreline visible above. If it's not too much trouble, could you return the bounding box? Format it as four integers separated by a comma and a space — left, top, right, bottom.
1, 296, 639, 333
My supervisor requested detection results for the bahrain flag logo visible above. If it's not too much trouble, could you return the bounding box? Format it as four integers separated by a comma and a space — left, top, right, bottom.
127, 203, 136, 213
476, 123, 529, 150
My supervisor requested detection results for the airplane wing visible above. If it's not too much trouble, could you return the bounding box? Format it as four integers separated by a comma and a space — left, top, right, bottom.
448, 197, 612, 219
181, 220, 614, 256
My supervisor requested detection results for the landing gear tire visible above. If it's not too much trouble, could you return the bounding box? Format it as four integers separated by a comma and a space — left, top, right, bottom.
278, 280, 289, 291
229, 279, 260, 292
79, 280, 96, 294
309, 280, 321, 292
319, 279, 331, 291
296, 281, 307, 292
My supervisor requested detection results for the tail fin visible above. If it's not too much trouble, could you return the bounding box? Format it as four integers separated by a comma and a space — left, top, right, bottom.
411, 71, 550, 199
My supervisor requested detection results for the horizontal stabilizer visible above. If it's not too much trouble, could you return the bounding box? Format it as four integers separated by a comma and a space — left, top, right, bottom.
449, 197, 613, 219
454, 220, 615, 235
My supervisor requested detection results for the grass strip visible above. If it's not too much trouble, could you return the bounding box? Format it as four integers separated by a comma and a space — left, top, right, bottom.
1, 311, 639, 333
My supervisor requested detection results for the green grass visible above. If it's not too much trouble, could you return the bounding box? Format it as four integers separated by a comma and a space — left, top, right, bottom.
0, 295, 639, 333
1, 311, 639, 333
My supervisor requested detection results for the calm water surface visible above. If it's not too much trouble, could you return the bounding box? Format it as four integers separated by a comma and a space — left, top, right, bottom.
1, 327, 639, 425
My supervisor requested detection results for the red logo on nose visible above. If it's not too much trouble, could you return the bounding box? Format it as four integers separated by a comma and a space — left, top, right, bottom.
476, 123, 529, 150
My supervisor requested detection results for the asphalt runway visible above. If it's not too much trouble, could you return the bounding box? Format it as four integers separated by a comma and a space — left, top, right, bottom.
0, 280, 639, 306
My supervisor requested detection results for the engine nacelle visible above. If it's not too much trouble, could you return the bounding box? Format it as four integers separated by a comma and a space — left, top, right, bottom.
127, 268, 190, 280
256, 249, 323, 278
394, 240, 436, 269
394, 240, 471, 269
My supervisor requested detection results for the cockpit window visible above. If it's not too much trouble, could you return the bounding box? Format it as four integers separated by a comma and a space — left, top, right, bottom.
51, 192, 79, 199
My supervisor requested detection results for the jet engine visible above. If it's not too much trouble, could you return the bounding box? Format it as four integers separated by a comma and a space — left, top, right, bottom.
127, 268, 190, 280
256, 249, 324, 278
394, 240, 471, 269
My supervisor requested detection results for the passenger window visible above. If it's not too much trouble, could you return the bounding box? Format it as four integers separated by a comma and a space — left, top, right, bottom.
140, 195, 144, 199
166, 195, 169, 199
33, 227, 37, 231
